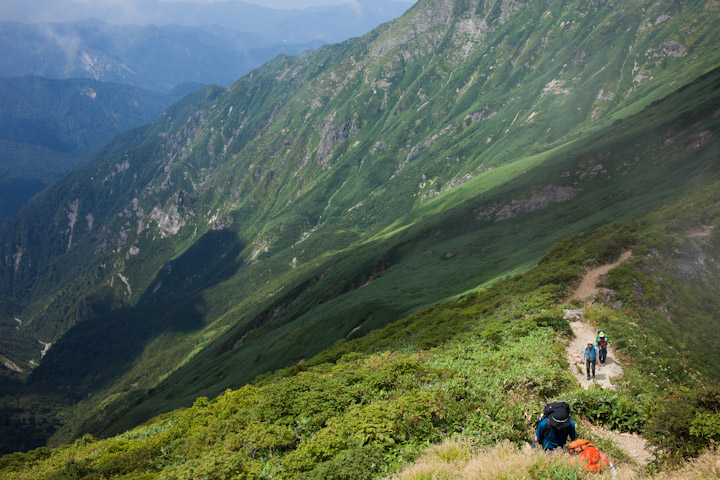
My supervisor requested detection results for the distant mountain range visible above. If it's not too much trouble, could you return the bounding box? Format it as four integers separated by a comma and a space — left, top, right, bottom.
0, 1, 413, 220
0, 1, 415, 92
0, 0, 414, 45
0, 76, 204, 223
0, 20, 325, 92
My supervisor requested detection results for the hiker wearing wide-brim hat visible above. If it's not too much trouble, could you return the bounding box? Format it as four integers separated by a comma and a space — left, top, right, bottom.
535, 402, 577, 451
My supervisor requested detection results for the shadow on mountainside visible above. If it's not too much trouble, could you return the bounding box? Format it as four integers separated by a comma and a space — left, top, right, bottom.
27, 230, 246, 394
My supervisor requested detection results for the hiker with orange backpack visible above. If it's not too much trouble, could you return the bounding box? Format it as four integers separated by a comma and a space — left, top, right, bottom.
596, 331, 610, 364
568, 439, 614, 475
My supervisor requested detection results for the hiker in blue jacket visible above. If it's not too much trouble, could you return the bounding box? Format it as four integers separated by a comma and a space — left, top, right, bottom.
584, 342, 597, 380
536, 406, 577, 450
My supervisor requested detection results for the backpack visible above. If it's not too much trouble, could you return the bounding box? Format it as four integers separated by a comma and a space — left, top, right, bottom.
599, 337, 608, 348
539, 401, 570, 436
585, 344, 596, 360
568, 439, 610, 471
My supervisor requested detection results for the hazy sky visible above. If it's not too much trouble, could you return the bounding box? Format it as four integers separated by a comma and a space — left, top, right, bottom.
0, 0, 418, 25
173, 0, 417, 7
64, 0, 418, 6
142, 0, 416, 8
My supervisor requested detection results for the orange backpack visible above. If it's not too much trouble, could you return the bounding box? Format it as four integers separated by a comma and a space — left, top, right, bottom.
568, 439, 610, 472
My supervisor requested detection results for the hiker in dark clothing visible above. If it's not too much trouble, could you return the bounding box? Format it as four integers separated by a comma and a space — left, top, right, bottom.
535, 405, 577, 450
584, 342, 597, 380
596, 331, 609, 364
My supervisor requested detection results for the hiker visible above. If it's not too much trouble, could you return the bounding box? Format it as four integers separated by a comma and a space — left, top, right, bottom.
583, 342, 597, 380
535, 402, 577, 451
596, 331, 610, 364
568, 439, 612, 473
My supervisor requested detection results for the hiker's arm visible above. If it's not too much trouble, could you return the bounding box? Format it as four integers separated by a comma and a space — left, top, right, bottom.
535, 421, 544, 443
569, 422, 577, 441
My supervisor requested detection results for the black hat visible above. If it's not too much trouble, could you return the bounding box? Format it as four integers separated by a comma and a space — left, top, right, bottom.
549, 408, 570, 427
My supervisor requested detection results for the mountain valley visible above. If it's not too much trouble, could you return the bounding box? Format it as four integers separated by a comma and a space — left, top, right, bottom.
1, 0, 719, 476
0, 76, 203, 222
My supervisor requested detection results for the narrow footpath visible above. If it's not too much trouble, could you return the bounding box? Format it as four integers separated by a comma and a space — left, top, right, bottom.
564, 309, 623, 391
564, 251, 653, 466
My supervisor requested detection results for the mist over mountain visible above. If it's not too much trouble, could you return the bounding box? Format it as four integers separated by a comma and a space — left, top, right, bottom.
0, 20, 325, 92
0, 0, 414, 44
0, 0, 719, 468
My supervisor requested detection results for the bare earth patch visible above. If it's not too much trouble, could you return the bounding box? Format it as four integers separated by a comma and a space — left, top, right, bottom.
571, 250, 632, 300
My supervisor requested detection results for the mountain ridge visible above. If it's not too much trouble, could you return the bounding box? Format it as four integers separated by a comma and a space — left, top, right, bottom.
0, 0, 719, 454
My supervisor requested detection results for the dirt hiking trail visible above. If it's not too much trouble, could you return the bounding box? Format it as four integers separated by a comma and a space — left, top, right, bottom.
571, 250, 632, 300
566, 250, 632, 389
564, 309, 623, 391
564, 251, 653, 466
586, 424, 654, 466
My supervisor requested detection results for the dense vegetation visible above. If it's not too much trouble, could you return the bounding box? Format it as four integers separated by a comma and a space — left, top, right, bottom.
0, 0, 719, 461
2, 179, 720, 476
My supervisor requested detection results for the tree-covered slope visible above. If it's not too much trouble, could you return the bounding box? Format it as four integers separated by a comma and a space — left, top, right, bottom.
0, 0, 719, 452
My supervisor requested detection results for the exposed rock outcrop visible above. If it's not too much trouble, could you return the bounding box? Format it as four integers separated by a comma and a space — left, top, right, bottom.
475, 185, 581, 222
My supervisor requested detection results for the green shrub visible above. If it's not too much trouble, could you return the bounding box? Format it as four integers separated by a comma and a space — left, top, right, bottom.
298, 444, 386, 480
644, 386, 720, 461
567, 388, 648, 433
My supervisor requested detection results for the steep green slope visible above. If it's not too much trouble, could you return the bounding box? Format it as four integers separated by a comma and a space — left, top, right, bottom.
0, 0, 719, 451
57, 60, 720, 444
3, 180, 720, 477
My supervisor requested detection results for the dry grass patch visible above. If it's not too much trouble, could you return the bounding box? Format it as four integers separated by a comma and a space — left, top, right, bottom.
650, 449, 720, 480
386, 440, 616, 480
389, 440, 720, 479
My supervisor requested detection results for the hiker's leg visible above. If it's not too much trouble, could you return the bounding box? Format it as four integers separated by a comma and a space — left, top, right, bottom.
592, 360, 596, 378
586, 359, 591, 379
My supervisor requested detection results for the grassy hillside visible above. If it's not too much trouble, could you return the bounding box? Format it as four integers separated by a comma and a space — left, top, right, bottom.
0, 0, 719, 454
2, 180, 720, 477
57, 63, 720, 443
